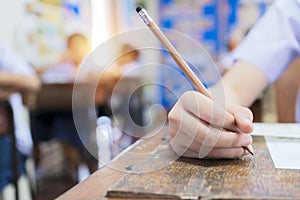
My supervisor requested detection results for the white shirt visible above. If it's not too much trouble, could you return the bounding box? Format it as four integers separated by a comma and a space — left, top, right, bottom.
0, 43, 34, 155
41, 62, 76, 83
230, 0, 300, 121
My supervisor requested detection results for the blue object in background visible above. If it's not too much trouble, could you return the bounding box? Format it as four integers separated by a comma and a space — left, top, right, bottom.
228, 0, 239, 24
203, 5, 215, 15
258, 2, 267, 17
157, 0, 268, 111
63, 0, 80, 16
160, 0, 174, 6
159, 0, 227, 110
161, 19, 173, 29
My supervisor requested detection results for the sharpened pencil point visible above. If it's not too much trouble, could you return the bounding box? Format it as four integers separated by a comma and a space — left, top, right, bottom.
243, 146, 254, 156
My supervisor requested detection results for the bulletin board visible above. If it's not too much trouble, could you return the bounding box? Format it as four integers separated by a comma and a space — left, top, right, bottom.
22, 0, 92, 67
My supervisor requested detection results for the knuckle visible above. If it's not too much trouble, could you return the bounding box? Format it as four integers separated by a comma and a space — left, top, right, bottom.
180, 91, 197, 104
181, 90, 193, 99
168, 112, 180, 139
167, 107, 177, 123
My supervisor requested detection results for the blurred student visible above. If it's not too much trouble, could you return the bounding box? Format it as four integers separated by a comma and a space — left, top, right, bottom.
95, 43, 141, 112
107, 44, 143, 146
35, 33, 93, 182
113, 44, 140, 76
38, 33, 90, 82
168, 0, 300, 158
0, 42, 40, 193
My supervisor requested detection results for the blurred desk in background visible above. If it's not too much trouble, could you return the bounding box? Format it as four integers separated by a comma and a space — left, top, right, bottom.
25, 77, 143, 113
25, 82, 84, 112
23, 82, 95, 179
24, 77, 144, 140
24, 78, 144, 190
57, 130, 300, 200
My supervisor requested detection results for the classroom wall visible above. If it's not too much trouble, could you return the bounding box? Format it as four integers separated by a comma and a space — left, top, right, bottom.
113, 0, 161, 71
0, 0, 25, 49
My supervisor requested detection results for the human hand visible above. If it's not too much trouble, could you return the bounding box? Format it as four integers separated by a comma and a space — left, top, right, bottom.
168, 91, 253, 159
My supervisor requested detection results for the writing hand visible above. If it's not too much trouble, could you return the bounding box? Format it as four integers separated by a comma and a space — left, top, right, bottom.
168, 91, 253, 159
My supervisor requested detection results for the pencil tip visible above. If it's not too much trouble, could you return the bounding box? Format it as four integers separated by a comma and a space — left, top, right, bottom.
136, 5, 143, 13
243, 146, 254, 156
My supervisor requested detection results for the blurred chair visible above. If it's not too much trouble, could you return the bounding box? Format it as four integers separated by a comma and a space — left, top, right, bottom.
0, 101, 33, 200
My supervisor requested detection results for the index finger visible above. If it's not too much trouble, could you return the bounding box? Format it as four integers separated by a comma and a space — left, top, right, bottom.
180, 91, 240, 132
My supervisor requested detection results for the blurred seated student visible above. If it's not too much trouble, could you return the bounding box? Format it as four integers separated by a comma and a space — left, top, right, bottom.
95, 43, 141, 115
0, 42, 40, 193
37, 33, 90, 82
112, 43, 140, 76
34, 33, 95, 182
95, 44, 143, 149
35, 39, 141, 181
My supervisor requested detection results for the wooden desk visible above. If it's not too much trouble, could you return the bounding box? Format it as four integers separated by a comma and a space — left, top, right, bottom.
26, 77, 143, 112
25, 82, 89, 112
57, 129, 300, 200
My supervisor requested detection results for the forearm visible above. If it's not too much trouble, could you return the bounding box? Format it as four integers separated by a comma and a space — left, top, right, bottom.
0, 72, 40, 92
211, 60, 269, 108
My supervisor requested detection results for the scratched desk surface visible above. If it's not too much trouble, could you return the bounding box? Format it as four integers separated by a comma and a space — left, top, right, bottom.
58, 131, 300, 200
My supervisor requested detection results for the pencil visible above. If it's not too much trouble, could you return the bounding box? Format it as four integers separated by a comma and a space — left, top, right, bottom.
136, 5, 253, 156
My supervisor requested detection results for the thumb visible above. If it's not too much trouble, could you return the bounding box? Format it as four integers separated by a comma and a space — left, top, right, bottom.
232, 106, 254, 133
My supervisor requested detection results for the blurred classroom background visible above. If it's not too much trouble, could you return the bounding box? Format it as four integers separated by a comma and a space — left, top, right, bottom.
0, 0, 298, 199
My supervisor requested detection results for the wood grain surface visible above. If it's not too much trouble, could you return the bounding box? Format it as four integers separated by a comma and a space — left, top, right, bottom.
107, 137, 300, 199
58, 131, 300, 200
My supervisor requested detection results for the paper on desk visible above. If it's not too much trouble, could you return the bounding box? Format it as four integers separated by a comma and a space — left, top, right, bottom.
265, 137, 300, 169
252, 123, 300, 138
251, 123, 300, 169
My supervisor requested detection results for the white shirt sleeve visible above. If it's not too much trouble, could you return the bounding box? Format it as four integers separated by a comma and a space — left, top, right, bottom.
0, 43, 35, 76
231, 0, 300, 83
0, 43, 34, 155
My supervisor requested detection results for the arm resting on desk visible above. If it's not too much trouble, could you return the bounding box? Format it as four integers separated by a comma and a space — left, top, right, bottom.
0, 72, 40, 92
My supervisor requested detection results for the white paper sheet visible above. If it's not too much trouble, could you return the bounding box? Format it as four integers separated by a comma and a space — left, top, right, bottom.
252, 123, 300, 138
251, 123, 300, 169
265, 136, 300, 169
